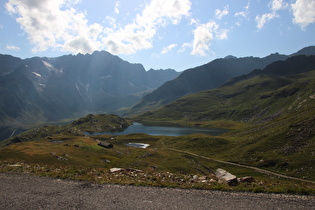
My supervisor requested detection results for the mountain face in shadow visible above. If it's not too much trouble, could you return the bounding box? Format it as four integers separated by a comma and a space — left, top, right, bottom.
0, 51, 179, 140
130, 46, 315, 115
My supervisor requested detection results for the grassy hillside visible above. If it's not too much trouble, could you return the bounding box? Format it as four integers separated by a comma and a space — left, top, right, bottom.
1, 131, 314, 194
129, 53, 289, 116
132, 56, 315, 183
1, 56, 315, 194
136, 56, 315, 124
137, 70, 315, 123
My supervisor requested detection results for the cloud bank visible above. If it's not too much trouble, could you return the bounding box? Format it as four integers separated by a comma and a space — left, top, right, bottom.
5, 0, 314, 57
6, 0, 191, 55
102, 0, 191, 54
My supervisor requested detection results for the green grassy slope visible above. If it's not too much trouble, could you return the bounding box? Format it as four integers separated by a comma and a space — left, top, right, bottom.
136, 56, 315, 124
133, 56, 315, 181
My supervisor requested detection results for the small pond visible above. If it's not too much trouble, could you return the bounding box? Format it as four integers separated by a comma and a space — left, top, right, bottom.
125, 143, 150, 148
85, 122, 228, 136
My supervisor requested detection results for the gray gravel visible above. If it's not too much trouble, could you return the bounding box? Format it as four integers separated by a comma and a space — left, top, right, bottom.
0, 172, 314, 210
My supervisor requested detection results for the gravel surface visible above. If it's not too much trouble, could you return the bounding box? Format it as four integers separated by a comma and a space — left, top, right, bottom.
0, 172, 314, 210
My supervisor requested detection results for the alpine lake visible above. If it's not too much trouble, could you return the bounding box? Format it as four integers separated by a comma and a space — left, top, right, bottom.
85, 122, 229, 137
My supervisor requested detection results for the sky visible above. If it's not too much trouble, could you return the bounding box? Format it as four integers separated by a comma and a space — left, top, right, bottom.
0, 0, 315, 71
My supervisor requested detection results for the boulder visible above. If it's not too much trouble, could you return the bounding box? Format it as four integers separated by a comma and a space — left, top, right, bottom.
215, 168, 239, 186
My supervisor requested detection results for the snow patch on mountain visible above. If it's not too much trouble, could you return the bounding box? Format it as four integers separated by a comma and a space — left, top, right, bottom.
42, 60, 63, 73
32, 72, 42, 77
42, 60, 53, 69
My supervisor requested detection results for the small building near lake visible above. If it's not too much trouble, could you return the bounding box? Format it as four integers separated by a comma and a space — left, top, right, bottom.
98, 141, 113, 148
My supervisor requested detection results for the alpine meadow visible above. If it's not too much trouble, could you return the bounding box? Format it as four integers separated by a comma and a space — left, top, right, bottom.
1, 0, 315, 197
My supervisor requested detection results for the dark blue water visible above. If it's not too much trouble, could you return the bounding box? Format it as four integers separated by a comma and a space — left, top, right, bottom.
85, 122, 228, 136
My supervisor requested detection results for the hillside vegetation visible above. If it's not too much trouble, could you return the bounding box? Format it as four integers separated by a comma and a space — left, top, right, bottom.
134, 55, 315, 181
1, 123, 314, 194
1, 55, 315, 195
129, 47, 315, 116
129, 53, 288, 115
137, 55, 315, 123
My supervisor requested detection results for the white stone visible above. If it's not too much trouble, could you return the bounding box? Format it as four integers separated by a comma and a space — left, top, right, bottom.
110, 168, 124, 173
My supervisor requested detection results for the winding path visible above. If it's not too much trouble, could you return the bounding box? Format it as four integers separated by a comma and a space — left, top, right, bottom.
167, 148, 315, 184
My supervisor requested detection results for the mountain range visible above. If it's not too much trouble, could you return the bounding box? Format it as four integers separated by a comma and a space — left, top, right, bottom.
1, 46, 315, 141
1, 46, 315, 188
136, 54, 315, 123
0, 51, 179, 140
129, 46, 315, 115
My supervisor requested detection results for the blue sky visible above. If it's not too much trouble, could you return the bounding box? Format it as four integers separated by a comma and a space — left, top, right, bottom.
1, 0, 315, 71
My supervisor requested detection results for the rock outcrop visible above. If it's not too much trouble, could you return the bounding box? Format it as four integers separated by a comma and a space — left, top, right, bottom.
215, 168, 239, 186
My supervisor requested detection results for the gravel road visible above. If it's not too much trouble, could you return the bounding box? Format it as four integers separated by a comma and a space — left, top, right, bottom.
0, 173, 314, 210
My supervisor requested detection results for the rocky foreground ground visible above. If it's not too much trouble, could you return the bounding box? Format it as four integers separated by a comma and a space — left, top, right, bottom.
0, 172, 314, 210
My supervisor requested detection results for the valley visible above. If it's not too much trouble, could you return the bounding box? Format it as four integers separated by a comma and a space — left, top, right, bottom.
0, 47, 315, 195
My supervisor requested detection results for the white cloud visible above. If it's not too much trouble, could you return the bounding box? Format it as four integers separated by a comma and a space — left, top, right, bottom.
291, 0, 315, 29
178, 42, 191, 53
256, 13, 278, 29
114, 1, 120, 14
271, 0, 288, 10
216, 28, 229, 40
161, 43, 177, 54
235, 11, 246, 19
102, 0, 191, 54
255, 0, 288, 29
191, 21, 228, 56
189, 18, 199, 25
215, 5, 229, 20
5, 0, 103, 54
104, 16, 117, 29
235, 0, 250, 19
6, 44, 20, 51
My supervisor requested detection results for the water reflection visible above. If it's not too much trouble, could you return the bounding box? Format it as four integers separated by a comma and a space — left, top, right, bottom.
125, 143, 150, 148
85, 122, 228, 136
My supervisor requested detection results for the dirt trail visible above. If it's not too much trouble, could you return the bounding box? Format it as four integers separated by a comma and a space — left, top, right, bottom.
167, 148, 315, 184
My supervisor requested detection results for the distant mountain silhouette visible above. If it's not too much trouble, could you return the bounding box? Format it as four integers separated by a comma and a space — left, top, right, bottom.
129, 46, 315, 115
0, 51, 179, 140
